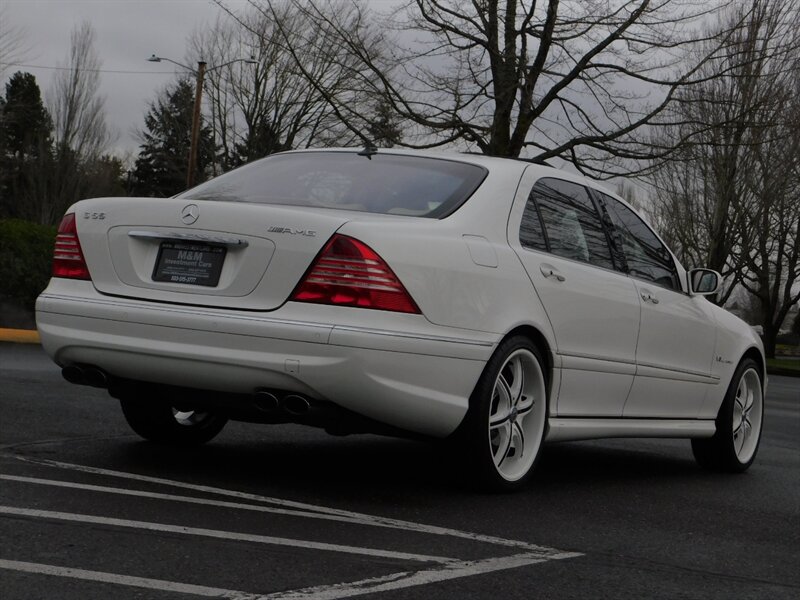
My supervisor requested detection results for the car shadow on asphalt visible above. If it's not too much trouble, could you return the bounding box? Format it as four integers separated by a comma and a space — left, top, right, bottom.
51, 429, 711, 502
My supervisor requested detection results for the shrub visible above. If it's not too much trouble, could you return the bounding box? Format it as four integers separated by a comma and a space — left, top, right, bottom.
0, 219, 57, 310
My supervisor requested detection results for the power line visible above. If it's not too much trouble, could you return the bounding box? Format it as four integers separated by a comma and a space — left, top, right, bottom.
0, 62, 181, 75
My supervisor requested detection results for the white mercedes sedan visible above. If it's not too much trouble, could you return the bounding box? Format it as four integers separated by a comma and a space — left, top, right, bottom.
36, 148, 765, 490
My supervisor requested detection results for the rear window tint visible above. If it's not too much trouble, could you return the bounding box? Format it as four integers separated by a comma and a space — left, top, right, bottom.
180, 152, 488, 218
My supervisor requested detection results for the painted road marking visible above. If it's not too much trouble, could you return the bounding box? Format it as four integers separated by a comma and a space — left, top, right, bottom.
15, 456, 567, 555
259, 552, 564, 599
3, 456, 583, 598
0, 506, 455, 564
0, 474, 381, 528
0, 559, 260, 599
0, 552, 571, 600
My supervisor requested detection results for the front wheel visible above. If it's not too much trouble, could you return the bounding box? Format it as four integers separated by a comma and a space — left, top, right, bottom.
120, 397, 227, 446
459, 336, 549, 492
692, 358, 764, 472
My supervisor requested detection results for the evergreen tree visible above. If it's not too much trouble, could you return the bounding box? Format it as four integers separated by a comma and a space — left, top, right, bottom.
366, 100, 402, 149
232, 120, 286, 167
0, 71, 53, 220
131, 79, 214, 197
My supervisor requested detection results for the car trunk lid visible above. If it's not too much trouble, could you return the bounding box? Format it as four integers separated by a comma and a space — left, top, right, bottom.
75, 197, 350, 311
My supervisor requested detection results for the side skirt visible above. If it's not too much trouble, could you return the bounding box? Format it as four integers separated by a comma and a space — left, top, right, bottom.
545, 418, 716, 443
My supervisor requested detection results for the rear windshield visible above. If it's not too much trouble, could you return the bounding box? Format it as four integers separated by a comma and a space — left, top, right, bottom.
179, 152, 487, 218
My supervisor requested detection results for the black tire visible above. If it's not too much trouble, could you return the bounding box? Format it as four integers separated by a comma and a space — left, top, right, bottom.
691, 358, 763, 472
120, 396, 227, 446
459, 335, 549, 492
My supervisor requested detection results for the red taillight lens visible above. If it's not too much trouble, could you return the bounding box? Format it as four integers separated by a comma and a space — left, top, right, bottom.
291, 234, 420, 314
52, 213, 91, 280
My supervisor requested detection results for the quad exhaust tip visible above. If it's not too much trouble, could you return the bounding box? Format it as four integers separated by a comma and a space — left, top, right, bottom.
282, 394, 311, 416
253, 390, 280, 413
61, 365, 109, 388
62, 365, 84, 385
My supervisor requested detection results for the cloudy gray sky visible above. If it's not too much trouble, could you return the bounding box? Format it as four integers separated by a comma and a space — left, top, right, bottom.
3, 0, 250, 161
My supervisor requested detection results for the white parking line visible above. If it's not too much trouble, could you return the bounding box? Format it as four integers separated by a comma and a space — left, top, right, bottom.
0, 474, 379, 528
0, 506, 454, 564
15, 456, 566, 555
0, 559, 261, 599
4, 456, 584, 598
260, 552, 561, 599
0, 552, 570, 600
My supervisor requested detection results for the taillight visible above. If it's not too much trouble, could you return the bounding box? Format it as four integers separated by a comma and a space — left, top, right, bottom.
291, 234, 420, 314
52, 213, 91, 280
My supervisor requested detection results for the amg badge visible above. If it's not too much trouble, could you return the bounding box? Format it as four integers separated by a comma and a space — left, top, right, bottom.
268, 226, 316, 237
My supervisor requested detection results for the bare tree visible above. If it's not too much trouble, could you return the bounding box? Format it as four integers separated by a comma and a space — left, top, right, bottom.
228, 0, 764, 176
44, 21, 112, 223
48, 21, 110, 162
193, 2, 378, 171
0, 5, 30, 79
649, 0, 799, 355
738, 70, 800, 357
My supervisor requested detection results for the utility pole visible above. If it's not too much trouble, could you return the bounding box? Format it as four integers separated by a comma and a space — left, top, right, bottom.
147, 54, 255, 190
187, 61, 206, 189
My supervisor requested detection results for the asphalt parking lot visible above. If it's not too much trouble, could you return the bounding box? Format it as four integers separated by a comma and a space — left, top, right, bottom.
1, 341, 798, 599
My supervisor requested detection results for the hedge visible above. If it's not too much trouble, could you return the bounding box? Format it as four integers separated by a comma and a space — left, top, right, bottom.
0, 219, 57, 310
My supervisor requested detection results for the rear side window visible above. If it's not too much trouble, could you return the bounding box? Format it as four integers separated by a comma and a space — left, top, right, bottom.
525, 178, 614, 270
180, 152, 487, 218
597, 192, 679, 290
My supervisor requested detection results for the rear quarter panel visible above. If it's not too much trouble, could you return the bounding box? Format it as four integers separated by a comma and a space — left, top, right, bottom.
337, 165, 557, 346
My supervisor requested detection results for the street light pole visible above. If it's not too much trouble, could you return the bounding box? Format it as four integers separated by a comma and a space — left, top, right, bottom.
147, 54, 255, 190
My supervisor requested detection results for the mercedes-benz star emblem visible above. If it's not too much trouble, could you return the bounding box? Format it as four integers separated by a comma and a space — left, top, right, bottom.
181, 204, 199, 225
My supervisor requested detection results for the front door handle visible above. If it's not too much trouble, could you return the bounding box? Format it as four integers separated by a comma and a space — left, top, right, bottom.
640, 291, 660, 304
540, 263, 566, 282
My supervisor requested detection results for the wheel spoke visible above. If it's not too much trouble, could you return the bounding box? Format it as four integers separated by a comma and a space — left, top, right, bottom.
735, 425, 746, 455
490, 377, 512, 427
509, 359, 525, 407
512, 421, 525, 459
490, 411, 511, 428
497, 372, 513, 406
494, 423, 513, 467
744, 388, 754, 413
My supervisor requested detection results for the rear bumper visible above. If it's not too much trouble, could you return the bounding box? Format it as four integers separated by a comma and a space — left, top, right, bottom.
36, 281, 495, 437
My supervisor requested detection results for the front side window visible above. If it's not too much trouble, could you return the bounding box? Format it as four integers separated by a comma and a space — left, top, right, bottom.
528, 178, 614, 270
598, 192, 679, 290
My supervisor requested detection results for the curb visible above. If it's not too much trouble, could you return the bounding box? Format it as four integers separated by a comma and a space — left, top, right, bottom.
0, 329, 41, 344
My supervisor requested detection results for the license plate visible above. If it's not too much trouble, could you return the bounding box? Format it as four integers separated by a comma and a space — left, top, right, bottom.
152, 241, 226, 287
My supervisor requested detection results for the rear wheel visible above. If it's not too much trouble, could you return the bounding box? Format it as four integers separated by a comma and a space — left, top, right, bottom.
460, 336, 548, 492
120, 397, 227, 445
691, 358, 763, 472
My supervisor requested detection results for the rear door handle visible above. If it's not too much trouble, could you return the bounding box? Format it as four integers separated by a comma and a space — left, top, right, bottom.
540, 263, 566, 282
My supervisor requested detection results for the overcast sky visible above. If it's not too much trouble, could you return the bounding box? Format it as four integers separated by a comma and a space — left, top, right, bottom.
3, 0, 250, 161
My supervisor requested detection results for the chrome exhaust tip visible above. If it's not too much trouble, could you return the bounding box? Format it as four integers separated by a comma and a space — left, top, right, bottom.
283, 394, 310, 416
253, 390, 280, 413
84, 368, 108, 388
62, 365, 85, 385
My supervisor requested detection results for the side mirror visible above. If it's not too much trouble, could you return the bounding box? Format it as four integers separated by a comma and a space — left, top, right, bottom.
688, 268, 721, 296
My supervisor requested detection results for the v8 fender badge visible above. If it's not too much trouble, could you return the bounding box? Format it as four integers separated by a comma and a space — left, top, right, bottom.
268, 226, 316, 237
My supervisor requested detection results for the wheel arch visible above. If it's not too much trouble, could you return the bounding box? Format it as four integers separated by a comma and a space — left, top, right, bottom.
500, 324, 555, 395
740, 346, 766, 390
